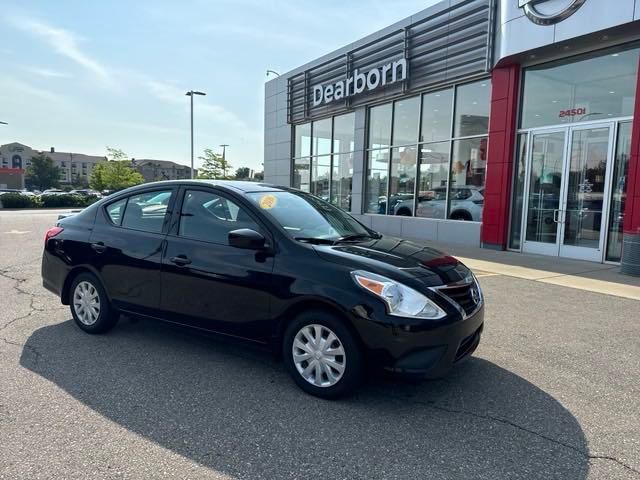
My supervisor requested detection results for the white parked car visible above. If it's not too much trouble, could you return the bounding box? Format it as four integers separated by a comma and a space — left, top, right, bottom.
393, 186, 484, 221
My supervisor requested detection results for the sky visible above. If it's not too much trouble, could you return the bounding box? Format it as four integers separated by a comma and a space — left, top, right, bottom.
0, 0, 438, 172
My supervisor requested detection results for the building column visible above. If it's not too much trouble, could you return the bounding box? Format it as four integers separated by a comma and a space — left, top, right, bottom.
480, 64, 521, 250
621, 58, 640, 276
350, 107, 367, 215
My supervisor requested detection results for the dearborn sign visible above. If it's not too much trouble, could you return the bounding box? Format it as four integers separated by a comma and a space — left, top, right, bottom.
312, 58, 408, 107
518, 0, 587, 25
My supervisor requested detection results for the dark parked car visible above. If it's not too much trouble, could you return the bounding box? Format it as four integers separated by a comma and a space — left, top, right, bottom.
41, 180, 484, 398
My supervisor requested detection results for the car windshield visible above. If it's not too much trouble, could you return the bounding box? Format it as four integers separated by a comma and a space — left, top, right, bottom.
246, 191, 376, 242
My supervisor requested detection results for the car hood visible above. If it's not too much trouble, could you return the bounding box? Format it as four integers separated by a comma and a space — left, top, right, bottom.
313, 235, 471, 287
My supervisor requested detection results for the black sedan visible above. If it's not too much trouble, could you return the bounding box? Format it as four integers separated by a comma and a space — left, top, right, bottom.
41, 180, 484, 398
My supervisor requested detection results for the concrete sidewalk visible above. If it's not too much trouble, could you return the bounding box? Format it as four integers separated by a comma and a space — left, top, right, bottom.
424, 241, 640, 301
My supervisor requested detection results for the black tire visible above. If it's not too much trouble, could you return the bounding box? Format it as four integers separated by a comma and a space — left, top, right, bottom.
69, 273, 119, 334
282, 310, 362, 399
396, 208, 412, 216
449, 210, 472, 221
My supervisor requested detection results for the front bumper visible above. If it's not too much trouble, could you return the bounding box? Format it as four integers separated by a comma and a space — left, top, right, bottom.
352, 304, 484, 378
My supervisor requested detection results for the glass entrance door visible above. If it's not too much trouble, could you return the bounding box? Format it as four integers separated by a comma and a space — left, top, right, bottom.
559, 125, 613, 261
522, 129, 567, 257
522, 123, 615, 261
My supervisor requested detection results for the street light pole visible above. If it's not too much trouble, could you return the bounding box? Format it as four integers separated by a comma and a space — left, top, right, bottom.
220, 144, 229, 178
0, 121, 7, 125
185, 90, 206, 179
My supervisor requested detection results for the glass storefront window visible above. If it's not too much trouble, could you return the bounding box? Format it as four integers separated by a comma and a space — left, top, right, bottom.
331, 152, 353, 210
293, 158, 310, 192
292, 112, 356, 210
312, 118, 332, 156
392, 96, 420, 146
421, 88, 453, 143
449, 138, 487, 221
311, 155, 331, 200
294, 123, 311, 158
389, 147, 417, 215
606, 122, 632, 262
333, 113, 355, 154
368, 103, 392, 149
454, 81, 490, 137
521, 47, 640, 129
365, 79, 490, 219
509, 134, 529, 250
415, 142, 450, 219
365, 149, 390, 214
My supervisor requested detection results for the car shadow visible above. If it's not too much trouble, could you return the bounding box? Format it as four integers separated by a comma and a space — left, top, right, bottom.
21, 317, 589, 479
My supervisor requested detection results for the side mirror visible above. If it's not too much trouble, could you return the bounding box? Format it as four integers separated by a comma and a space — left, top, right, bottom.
228, 228, 267, 250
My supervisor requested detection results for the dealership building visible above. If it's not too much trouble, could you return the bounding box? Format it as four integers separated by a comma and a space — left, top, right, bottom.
264, 0, 640, 275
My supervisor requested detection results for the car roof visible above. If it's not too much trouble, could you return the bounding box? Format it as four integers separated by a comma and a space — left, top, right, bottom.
118, 179, 295, 195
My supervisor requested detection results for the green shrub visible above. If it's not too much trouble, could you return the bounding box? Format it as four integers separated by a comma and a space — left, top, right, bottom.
0, 193, 42, 208
40, 194, 83, 208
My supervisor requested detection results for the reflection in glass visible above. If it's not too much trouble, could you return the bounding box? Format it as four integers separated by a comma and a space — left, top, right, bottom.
563, 127, 609, 249
293, 158, 311, 192
312, 118, 332, 156
392, 96, 420, 146
421, 88, 453, 143
331, 153, 353, 211
333, 113, 355, 154
294, 123, 311, 158
415, 142, 450, 219
454, 80, 490, 137
449, 138, 487, 221
509, 134, 528, 250
389, 147, 417, 215
525, 132, 565, 244
311, 155, 331, 201
365, 149, 390, 214
368, 103, 392, 149
521, 47, 640, 128
607, 123, 632, 261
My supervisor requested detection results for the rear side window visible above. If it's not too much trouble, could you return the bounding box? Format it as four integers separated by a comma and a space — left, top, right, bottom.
106, 198, 127, 225
179, 190, 261, 244
121, 190, 173, 233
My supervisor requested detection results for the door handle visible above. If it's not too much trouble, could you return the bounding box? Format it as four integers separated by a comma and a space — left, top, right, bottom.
91, 242, 107, 253
553, 209, 560, 223
170, 255, 192, 266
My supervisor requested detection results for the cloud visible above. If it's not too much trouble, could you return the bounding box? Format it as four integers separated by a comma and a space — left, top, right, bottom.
9, 16, 113, 87
24, 66, 72, 78
146, 80, 247, 128
201, 23, 325, 51
0, 76, 66, 104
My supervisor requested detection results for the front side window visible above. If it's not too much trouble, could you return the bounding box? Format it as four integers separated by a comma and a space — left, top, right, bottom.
179, 190, 260, 244
247, 191, 370, 241
121, 190, 173, 233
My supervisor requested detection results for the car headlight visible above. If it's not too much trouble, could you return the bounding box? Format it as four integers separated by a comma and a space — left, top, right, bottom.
351, 270, 446, 320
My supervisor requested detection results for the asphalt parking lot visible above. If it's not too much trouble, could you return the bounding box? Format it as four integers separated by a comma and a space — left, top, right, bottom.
1, 209, 639, 480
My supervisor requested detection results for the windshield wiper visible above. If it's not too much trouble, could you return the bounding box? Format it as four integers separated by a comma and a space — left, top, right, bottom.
294, 237, 337, 245
335, 233, 381, 243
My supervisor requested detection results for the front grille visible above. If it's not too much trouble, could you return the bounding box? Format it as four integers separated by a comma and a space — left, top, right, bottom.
439, 283, 479, 315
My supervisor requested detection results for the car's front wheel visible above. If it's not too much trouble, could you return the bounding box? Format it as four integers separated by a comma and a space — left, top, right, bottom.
283, 310, 362, 399
70, 273, 119, 334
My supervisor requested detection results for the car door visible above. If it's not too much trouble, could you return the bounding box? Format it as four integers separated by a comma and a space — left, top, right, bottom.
160, 187, 276, 341
88, 187, 177, 316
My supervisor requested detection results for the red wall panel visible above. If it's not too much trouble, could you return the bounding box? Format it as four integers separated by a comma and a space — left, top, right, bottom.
480, 64, 521, 249
623, 57, 640, 235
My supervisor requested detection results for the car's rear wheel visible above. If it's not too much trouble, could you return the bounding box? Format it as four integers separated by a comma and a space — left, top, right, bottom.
70, 273, 118, 334
283, 310, 362, 399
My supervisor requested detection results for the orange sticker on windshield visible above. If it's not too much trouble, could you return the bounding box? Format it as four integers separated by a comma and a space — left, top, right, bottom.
259, 194, 277, 210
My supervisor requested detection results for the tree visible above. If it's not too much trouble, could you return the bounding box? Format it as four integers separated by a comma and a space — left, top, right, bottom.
25, 153, 61, 190
253, 171, 264, 181
90, 161, 144, 191
71, 174, 90, 189
106, 147, 129, 161
198, 148, 232, 179
234, 167, 250, 180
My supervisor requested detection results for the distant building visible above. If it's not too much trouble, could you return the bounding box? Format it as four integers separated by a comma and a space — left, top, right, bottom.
0, 142, 106, 189
133, 159, 196, 182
